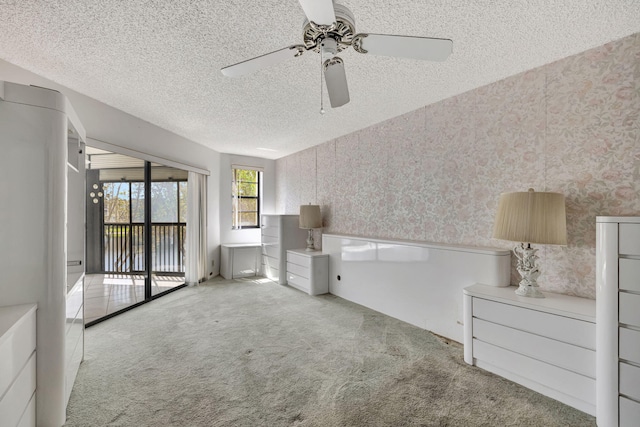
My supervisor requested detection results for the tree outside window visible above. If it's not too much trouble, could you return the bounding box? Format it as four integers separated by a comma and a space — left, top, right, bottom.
232, 169, 260, 229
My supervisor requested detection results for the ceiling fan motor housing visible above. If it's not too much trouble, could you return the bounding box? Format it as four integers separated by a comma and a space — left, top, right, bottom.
302, 4, 356, 53
320, 37, 338, 56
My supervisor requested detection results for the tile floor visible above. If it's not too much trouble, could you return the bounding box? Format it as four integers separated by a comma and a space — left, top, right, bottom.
84, 273, 185, 324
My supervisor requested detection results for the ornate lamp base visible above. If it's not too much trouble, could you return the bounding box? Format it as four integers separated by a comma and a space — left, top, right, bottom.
515, 283, 545, 298
513, 242, 545, 298
305, 229, 315, 251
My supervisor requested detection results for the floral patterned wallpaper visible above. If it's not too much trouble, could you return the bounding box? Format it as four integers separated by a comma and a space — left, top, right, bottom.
275, 33, 640, 299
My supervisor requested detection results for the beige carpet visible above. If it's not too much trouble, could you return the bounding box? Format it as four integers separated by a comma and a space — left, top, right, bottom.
65, 276, 596, 426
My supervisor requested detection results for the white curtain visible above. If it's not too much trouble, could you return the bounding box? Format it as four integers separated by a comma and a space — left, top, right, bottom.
185, 171, 208, 286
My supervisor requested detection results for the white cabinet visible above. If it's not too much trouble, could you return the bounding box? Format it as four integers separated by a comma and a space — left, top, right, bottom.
0, 304, 37, 427
596, 216, 640, 427
260, 215, 308, 284
463, 284, 596, 415
286, 250, 329, 295
0, 81, 86, 426
220, 243, 261, 279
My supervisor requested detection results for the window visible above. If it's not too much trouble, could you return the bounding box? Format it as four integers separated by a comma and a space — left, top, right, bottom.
101, 178, 188, 273
103, 182, 131, 223
232, 168, 260, 229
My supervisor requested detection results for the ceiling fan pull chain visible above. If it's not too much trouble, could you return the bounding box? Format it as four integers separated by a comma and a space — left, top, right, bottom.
320, 48, 325, 115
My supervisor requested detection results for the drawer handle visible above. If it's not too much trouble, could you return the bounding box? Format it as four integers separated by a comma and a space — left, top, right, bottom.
67, 260, 82, 266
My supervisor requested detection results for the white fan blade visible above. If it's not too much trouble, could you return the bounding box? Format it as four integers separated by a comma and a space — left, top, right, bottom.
354, 34, 452, 61
221, 45, 305, 77
323, 57, 349, 108
298, 0, 336, 26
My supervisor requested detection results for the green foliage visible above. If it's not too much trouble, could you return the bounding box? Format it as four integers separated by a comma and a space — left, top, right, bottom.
103, 180, 188, 225
179, 182, 187, 222
103, 182, 130, 223
151, 182, 178, 223
232, 169, 260, 229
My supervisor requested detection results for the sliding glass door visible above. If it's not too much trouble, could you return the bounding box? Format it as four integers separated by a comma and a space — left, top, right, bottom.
85, 147, 187, 325
150, 166, 188, 296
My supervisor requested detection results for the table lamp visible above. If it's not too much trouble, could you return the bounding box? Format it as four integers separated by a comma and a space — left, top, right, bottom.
299, 204, 322, 251
492, 188, 567, 298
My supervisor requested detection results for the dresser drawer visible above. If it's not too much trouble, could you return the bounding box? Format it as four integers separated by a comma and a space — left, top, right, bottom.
287, 262, 309, 279
620, 258, 640, 293
65, 313, 84, 367
0, 308, 36, 397
17, 393, 35, 427
473, 339, 595, 405
620, 361, 640, 402
261, 227, 279, 238
620, 292, 640, 327
620, 396, 640, 427
619, 223, 640, 256
262, 253, 279, 268
262, 244, 280, 259
262, 265, 278, 281
620, 327, 640, 364
287, 251, 311, 268
472, 318, 594, 378
261, 234, 279, 245
287, 272, 310, 293
0, 352, 36, 427
473, 298, 595, 349
261, 215, 281, 229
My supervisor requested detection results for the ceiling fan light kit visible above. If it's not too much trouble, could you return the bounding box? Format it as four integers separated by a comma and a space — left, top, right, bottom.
221, 0, 452, 109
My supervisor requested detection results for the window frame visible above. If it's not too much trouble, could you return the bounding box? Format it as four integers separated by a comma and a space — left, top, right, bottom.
101, 178, 188, 227
232, 168, 261, 230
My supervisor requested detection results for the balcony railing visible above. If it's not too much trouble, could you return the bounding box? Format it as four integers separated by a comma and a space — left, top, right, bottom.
103, 223, 186, 273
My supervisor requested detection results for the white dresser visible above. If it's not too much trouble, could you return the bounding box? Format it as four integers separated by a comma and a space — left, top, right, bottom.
463, 284, 596, 415
220, 243, 261, 279
0, 304, 37, 427
596, 216, 640, 427
286, 250, 329, 295
260, 215, 308, 284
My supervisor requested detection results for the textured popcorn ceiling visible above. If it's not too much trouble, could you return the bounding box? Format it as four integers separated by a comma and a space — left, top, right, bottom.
0, 1, 638, 159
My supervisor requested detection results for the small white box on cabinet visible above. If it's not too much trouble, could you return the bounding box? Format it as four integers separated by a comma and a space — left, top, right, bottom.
286, 250, 329, 296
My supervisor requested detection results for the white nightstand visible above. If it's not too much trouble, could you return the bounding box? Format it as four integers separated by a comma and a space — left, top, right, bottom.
463, 284, 596, 415
286, 249, 329, 295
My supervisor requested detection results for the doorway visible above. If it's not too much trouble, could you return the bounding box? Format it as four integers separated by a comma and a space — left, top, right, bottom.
84, 147, 187, 325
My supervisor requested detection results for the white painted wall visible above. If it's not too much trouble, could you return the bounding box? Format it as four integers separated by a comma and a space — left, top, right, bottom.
219, 153, 276, 244
0, 59, 222, 277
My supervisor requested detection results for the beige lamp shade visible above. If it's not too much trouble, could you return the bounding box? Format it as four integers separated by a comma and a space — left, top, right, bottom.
299, 205, 322, 229
492, 189, 567, 245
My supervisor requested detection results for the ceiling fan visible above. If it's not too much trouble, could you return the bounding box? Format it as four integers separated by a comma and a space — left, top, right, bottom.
220, 0, 453, 109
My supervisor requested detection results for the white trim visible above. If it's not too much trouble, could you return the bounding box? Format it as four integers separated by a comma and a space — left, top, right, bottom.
231, 164, 264, 172
322, 233, 511, 256
87, 137, 210, 176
